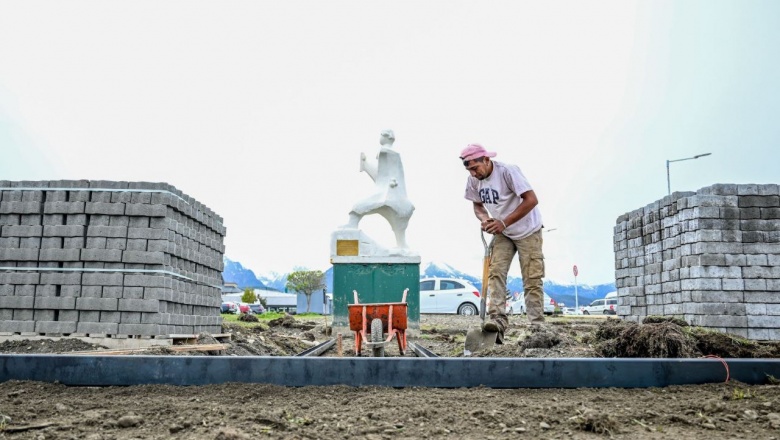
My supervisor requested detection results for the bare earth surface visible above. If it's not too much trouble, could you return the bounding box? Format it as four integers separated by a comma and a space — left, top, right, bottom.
1, 313, 779, 439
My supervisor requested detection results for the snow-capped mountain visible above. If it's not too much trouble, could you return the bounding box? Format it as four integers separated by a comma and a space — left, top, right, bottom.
221, 257, 269, 290
255, 271, 287, 292
222, 257, 616, 306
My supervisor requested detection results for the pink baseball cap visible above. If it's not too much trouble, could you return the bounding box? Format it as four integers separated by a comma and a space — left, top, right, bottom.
459, 143, 497, 162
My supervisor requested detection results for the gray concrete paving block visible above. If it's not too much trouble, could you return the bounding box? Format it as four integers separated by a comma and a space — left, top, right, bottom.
85, 202, 126, 216
120, 311, 141, 323
119, 299, 160, 313
0, 284, 13, 295
61, 285, 81, 297
89, 191, 112, 203
122, 287, 144, 299
128, 216, 150, 228
109, 216, 129, 227
0, 296, 35, 309
129, 191, 153, 203
149, 217, 172, 230
125, 203, 167, 217
67, 191, 90, 202
740, 195, 780, 208
38, 248, 81, 261
0, 248, 39, 261
106, 238, 126, 250
141, 313, 161, 324
761, 207, 780, 220
43, 225, 85, 237
80, 248, 123, 262
43, 201, 86, 214
126, 239, 147, 251
79, 310, 101, 322
35, 296, 77, 310
118, 323, 160, 336
87, 225, 128, 238
39, 214, 65, 226
63, 236, 85, 248
1, 225, 43, 237
689, 314, 748, 328
86, 237, 107, 249
41, 237, 63, 249
35, 321, 78, 334
111, 192, 132, 203
82, 272, 124, 286
127, 227, 166, 240
689, 290, 744, 303
100, 311, 120, 323
12, 309, 33, 320
122, 250, 164, 264
0, 201, 42, 214
0, 320, 35, 332
102, 286, 123, 298
77, 322, 119, 334
76, 297, 118, 311
0, 272, 40, 285
747, 315, 780, 328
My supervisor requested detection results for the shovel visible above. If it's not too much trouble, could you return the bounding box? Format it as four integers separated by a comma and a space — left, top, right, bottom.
464, 229, 498, 356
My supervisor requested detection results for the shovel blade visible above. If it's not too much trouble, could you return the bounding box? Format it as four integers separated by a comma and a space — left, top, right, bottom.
463, 326, 498, 356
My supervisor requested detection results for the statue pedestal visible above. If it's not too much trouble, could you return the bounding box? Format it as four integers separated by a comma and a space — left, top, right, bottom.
330, 229, 420, 331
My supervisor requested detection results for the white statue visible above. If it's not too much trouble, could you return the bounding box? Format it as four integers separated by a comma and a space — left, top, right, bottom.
343, 129, 415, 250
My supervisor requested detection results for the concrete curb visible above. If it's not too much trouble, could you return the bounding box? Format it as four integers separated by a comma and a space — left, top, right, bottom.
2, 355, 778, 388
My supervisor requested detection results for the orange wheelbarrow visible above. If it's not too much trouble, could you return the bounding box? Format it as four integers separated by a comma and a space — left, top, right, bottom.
348, 289, 409, 357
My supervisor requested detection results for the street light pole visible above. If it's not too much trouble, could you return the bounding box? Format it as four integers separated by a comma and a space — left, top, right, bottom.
666, 153, 712, 195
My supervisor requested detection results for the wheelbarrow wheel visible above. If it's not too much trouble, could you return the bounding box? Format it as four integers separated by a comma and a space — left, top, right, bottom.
370, 318, 384, 357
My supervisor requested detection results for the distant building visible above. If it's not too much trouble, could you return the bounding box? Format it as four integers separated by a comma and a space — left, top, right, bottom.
296, 290, 332, 315
221, 282, 242, 295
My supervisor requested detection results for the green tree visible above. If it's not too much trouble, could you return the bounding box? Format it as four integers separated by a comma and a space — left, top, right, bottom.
241, 288, 256, 304
286, 270, 325, 313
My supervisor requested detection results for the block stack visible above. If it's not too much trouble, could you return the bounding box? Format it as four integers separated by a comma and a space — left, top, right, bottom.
614, 183, 780, 340
0, 180, 226, 337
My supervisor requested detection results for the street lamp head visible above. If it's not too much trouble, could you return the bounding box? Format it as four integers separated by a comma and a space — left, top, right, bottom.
693, 153, 712, 159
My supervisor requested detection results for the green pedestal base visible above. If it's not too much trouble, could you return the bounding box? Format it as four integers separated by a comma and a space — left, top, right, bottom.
332, 263, 420, 330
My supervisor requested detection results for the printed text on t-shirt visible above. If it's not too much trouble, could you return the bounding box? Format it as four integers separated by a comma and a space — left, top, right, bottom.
479, 188, 499, 204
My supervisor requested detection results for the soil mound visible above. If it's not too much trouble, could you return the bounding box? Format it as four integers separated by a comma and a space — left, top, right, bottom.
269, 314, 296, 327
520, 326, 561, 349
238, 313, 259, 322
594, 319, 700, 358
691, 328, 779, 358
0, 339, 106, 354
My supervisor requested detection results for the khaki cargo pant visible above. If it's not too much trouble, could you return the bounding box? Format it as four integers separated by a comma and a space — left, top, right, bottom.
488, 228, 545, 324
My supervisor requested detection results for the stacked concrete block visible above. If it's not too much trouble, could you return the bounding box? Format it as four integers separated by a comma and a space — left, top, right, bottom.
614, 183, 780, 340
0, 180, 226, 337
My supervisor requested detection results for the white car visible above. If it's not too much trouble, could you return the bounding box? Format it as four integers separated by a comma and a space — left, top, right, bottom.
508, 291, 557, 315
419, 277, 481, 315
580, 293, 618, 315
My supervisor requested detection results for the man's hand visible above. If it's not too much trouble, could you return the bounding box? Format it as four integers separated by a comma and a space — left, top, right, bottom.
482, 218, 506, 234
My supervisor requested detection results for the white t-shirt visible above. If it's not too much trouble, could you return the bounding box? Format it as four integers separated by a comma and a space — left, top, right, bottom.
464, 160, 543, 240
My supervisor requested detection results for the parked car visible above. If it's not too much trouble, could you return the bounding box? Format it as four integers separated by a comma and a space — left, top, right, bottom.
419, 277, 481, 315
238, 303, 252, 314
581, 292, 618, 315
220, 302, 239, 314
248, 303, 265, 314
562, 307, 577, 315
507, 291, 557, 315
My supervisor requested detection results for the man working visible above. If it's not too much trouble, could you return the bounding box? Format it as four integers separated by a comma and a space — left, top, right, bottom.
461, 143, 545, 337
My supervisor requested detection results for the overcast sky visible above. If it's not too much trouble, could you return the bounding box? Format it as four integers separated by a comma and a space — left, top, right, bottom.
1, 1, 778, 285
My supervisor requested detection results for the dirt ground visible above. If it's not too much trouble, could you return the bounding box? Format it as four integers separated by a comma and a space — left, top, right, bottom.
1, 313, 779, 439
